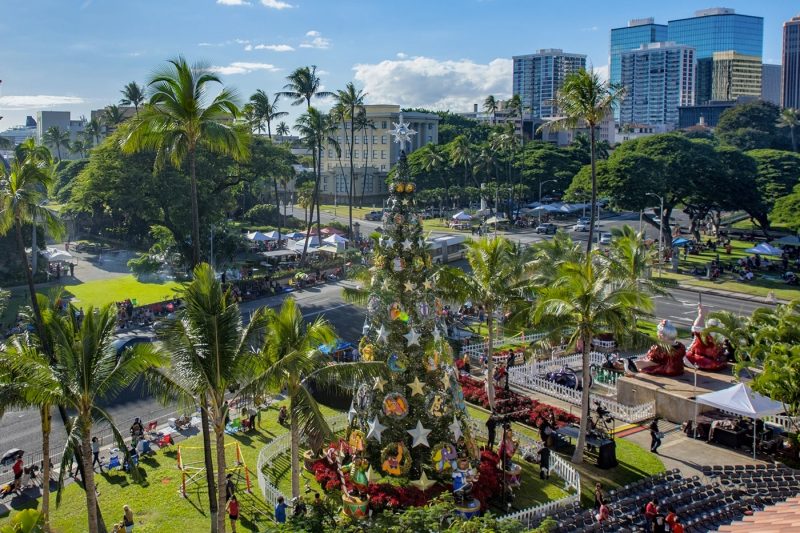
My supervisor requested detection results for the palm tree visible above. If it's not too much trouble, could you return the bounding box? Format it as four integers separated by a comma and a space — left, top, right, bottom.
102, 104, 126, 130
334, 83, 367, 240
529, 257, 652, 463
121, 56, 250, 267
449, 135, 474, 189
249, 90, 288, 139
543, 69, 624, 255
42, 126, 71, 161
0, 140, 63, 337
120, 81, 145, 115
19, 304, 161, 533
82, 119, 102, 147
436, 237, 526, 409
152, 263, 265, 533
70, 139, 88, 158
243, 298, 385, 499
505, 94, 522, 119
278, 65, 334, 109
777, 108, 800, 152
418, 143, 447, 211
294, 107, 337, 263
276, 121, 290, 138
608, 225, 666, 297
354, 109, 376, 207
483, 95, 498, 125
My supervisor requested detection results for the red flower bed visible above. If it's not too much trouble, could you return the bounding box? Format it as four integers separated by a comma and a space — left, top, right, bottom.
458, 375, 579, 429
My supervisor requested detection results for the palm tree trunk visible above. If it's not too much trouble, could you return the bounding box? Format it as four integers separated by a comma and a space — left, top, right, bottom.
315, 148, 322, 242
189, 149, 201, 268
215, 421, 228, 533
360, 150, 369, 207
200, 396, 219, 533
273, 179, 282, 242
486, 312, 496, 410
290, 395, 301, 499
348, 117, 355, 242
585, 126, 597, 255
301, 150, 319, 266
791, 127, 797, 153
41, 405, 51, 532
80, 419, 100, 533
571, 334, 591, 464
14, 221, 45, 334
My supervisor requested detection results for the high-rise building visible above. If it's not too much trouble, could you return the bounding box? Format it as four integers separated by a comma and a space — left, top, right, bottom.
610, 18, 668, 88
512, 49, 586, 119
711, 51, 762, 101
782, 15, 800, 108
620, 42, 695, 127
761, 64, 782, 105
668, 8, 763, 104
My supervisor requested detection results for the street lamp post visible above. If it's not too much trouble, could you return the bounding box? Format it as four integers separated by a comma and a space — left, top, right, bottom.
646, 192, 664, 277
538, 179, 556, 225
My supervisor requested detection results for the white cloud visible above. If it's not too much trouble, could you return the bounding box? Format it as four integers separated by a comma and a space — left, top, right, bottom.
300, 30, 330, 49
593, 64, 609, 83
0, 95, 86, 110
353, 56, 511, 111
261, 0, 294, 8
209, 62, 280, 75
580, 25, 599, 32
246, 43, 295, 52
217, 0, 250, 4
396, 52, 407, 59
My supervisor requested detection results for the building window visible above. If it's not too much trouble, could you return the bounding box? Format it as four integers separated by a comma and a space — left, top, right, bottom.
381, 150, 386, 159
363, 135, 369, 144
428, 123, 433, 130
337, 136, 342, 145
382, 121, 387, 128
328, 149, 334, 158
372, 136, 377, 144
373, 150, 378, 159
381, 164, 387, 171
354, 151, 359, 159
355, 136, 359, 144
381, 135, 387, 144
428, 136, 433, 143
363, 150, 368, 159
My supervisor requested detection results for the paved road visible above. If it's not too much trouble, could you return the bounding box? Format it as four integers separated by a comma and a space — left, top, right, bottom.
0, 276, 769, 457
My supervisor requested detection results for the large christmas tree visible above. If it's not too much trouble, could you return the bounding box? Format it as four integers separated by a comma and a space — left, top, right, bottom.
348, 116, 478, 492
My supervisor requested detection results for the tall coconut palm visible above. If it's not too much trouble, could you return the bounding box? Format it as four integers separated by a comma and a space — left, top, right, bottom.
249, 90, 288, 139
276, 121, 290, 138
483, 95, 498, 125
120, 81, 145, 115
436, 237, 526, 409
243, 298, 385, 499
151, 263, 265, 533
418, 143, 447, 211
42, 126, 71, 161
334, 82, 366, 240
18, 304, 161, 533
529, 257, 652, 463
121, 56, 250, 267
278, 65, 334, 109
608, 225, 666, 297
82, 119, 102, 147
543, 69, 624, 255
777, 108, 800, 152
102, 104, 126, 129
354, 109, 375, 207
70, 139, 88, 158
449, 135, 474, 189
294, 107, 337, 263
506, 94, 522, 119
0, 140, 63, 337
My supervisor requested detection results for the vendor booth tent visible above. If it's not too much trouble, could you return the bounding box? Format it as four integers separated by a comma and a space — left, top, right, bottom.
283, 231, 305, 240
452, 211, 472, 221
41, 247, 73, 262
323, 234, 348, 244
771, 235, 800, 247
671, 237, 691, 247
745, 243, 783, 256
696, 383, 784, 458
263, 230, 281, 240
246, 231, 275, 242
485, 216, 508, 225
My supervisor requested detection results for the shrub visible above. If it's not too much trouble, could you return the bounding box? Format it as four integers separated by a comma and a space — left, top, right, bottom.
244, 203, 280, 225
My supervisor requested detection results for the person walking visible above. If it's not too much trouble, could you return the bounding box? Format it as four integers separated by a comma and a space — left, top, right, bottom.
275, 495, 288, 524
594, 482, 605, 510
12, 455, 24, 493
644, 498, 658, 531
122, 505, 134, 532
650, 416, 662, 453
225, 473, 236, 501
485, 417, 497, 451
226, 495, 240, 532
538, 445, 550, 480
91, 437, 103, 472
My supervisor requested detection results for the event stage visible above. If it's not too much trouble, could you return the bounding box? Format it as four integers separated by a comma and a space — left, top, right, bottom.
617, 365, 741, 423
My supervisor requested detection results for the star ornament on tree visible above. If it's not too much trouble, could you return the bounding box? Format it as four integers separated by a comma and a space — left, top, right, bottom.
410, 471, 437, 491
389, 112, 417, 149
407, 419, 432, 448
373, 376, 387, 392
367, 416, 387, 443
449, 415, 463, 441
404, 328, 420, 346
407, 376, 425, 396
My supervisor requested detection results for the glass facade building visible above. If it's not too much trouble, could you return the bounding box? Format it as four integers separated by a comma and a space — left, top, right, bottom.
610, 19, 668, 87
783, 16, 800, 109
668, 8, 763, 103
512, 49, 586, 119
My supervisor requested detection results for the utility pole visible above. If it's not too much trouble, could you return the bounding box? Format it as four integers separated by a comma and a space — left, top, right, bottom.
647, 193, 664, 277
538, 179, 556, 225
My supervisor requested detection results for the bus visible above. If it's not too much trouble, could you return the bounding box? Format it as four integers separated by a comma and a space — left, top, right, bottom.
426, 234, 467, 264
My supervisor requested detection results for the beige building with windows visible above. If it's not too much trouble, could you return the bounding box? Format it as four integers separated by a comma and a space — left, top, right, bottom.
318, 105, 439, 203
711, 51, 762, 101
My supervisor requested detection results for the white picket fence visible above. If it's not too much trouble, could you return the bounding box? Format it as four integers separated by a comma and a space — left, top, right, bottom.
256, 414, 349, 508
764, 415, 800, 432
460, 331, 546, 363
508, 354, 656, 423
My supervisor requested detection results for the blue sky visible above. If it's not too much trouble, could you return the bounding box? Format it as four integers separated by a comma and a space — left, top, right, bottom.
0, 0, 797, 129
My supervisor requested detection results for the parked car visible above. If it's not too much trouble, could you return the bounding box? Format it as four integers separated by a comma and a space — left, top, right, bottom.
599, 232, 613, 245
535, 223, 557, 235
577, 216, 590, 225
573, 221, 598, 232
364, 211, 383, 221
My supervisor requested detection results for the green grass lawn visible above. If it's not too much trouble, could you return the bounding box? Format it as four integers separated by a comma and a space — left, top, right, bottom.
59, 275, 183, 308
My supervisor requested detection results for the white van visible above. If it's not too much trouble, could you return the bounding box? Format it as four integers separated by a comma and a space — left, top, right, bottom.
427, 234, 467, 264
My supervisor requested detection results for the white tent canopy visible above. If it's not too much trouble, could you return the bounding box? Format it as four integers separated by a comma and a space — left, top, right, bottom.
264, 230, 282, 240
323, 234, 348, 244
452, 211, 472, 221
696, 383, 784, 458
246, 231, 276, 242
744, 243, 782, 256
772, 235, 800, 247
41, 247, 73, 262
485, 216, 508, 225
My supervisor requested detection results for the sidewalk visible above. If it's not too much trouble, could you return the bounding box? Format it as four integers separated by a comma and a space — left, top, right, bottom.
675, 282, 789, 305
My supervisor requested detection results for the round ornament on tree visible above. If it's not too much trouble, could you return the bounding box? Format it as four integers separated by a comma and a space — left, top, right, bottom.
381, 442, 412, 476
382, 392, 409, 419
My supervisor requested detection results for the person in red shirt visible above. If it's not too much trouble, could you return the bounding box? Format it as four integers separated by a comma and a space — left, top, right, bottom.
644, 498, 658, 529
226, 495, 240, 533
12, 457, 24, 492
665, 506, 678, 528
672, 519, 685, 533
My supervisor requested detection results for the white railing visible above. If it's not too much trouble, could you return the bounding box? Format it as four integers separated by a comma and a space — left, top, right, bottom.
764, 415, 800, 432
256, 414, 349, 508
508, 356, 655, 423
503, 493, 581, 529
460, 331, 546, 362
